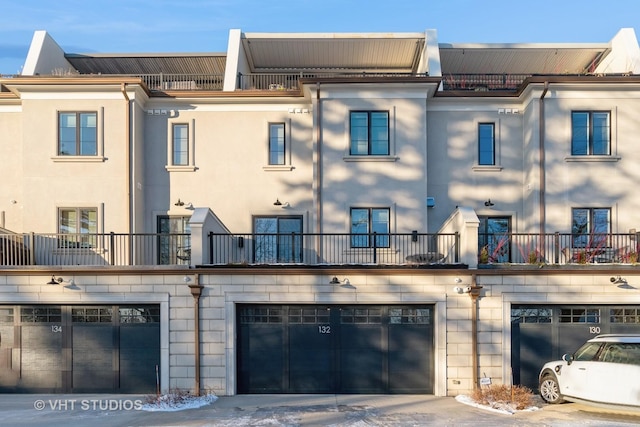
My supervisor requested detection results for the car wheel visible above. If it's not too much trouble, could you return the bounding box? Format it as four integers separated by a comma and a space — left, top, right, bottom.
539, 374, 564, 404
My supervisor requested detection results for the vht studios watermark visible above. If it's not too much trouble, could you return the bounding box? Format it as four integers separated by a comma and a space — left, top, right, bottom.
34, 399, 143, 411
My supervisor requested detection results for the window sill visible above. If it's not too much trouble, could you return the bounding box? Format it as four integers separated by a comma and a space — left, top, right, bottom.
52, 156, 106, 163
263, 165, 295, 171
343, 155, 398, 162
165, 165, 198, 172
472, 165, 503, 172
565, 155, 621, 162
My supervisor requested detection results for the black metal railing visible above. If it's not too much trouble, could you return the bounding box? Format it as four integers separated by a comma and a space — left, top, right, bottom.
0, 232, 190, 266
237, 72, 430, 91
442, 74, 531, 91
478, 232, 640, 265
207, 232, 459, 266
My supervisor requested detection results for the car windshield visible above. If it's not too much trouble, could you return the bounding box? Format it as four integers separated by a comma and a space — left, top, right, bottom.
573, 342, 601, 361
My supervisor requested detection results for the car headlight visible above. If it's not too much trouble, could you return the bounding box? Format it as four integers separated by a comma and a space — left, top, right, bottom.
554, 365, 562, 375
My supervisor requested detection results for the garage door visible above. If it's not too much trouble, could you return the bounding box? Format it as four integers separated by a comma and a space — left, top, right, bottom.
237, 304, 434, 394
0, 305, 160, 393
511, 304, 640, 390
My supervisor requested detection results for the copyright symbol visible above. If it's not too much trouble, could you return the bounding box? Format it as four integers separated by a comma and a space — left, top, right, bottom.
34, 400, 46, 411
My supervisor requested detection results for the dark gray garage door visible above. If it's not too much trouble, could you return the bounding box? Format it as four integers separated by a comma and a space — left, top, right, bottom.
0, 305, 160, 393
511, 304, 640, 390
237, 304, 434, 394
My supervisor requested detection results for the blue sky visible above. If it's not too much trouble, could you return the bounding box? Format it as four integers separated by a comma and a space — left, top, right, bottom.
1, 0, 638, 75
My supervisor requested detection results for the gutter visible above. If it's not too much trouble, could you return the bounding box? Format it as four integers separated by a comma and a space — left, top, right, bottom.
121, 83, 132, 237
539, 82, 549, 243
315, 83, 323, 260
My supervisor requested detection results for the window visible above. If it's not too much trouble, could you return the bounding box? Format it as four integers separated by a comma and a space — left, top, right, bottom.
350, 208, 390, 248
571, 111, 610, 155
172, 124, 189, 166
253, 216, 302, 263
478, 123, 495, 165
571, 208, 610, 248
157, 216, 191, 264
58, 112, 97, 156
478, 216, 510, 263
58, 207, 97, 247
269, 123, 285, 165
350, 111, 389, 155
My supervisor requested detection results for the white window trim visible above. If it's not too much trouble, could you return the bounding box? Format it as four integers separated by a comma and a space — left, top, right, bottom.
166, 118, 197, 172
52, 107, 106, 162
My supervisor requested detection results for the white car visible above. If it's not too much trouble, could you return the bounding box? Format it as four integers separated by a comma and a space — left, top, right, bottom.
539, 334, 640, 410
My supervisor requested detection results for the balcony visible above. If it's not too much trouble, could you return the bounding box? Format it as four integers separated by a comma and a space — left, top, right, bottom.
0, 231, 458, 268
479, 232, 640, 266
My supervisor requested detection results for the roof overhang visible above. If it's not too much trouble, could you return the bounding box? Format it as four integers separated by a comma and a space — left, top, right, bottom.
241, 32, 426, 73
439, 43, 611, 75
65, 53, 227, 75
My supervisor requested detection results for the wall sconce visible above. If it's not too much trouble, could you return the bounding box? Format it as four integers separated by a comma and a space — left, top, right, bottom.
47, 275, 63, 285
610, 276, 628, 285
185, 202, 194, 210
484, 199, 494, 207
330, 277, 350, 285
183, 275, 192, 283
174, 199, 185, 206
273, 199, 282, 206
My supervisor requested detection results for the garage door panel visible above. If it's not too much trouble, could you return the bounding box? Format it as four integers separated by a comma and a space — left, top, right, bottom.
72, 325, 114, 391
238, 304, 434, 394
120, 326, 160, 392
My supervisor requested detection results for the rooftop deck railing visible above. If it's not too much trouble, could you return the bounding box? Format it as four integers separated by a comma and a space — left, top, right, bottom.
0, 232, 191, 266
237, 72, 430, 91
207, 232, 459, 266
479, 232, 640, 265
442, 74, 531, 91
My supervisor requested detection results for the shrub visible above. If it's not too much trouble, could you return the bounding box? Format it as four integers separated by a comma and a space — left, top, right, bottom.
470, 384, 534, 411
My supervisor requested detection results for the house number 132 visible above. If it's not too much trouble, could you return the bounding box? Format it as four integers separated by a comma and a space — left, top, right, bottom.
318, 325, 331, 334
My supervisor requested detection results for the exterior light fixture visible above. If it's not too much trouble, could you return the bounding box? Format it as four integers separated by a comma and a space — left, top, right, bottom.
174, 199, 185, 206
484, 199, 494, 207
273, 199, 282, 206
330, 276, 341, 284
47, 275, 63, 285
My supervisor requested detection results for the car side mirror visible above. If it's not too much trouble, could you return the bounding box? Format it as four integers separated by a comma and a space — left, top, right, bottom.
562, 353, 573, 365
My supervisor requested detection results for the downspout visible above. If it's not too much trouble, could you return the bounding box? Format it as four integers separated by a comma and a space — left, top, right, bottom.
469, 275, 483, 390
120, 83, 132, 236
539, 82, 549, 244
315, 83, 323, 260
188, 274, 203, 396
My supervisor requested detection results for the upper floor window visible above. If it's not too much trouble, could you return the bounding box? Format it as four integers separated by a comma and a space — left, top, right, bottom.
58, 112, 97, 156
478, 123, 495, 165
571, 111, 610, 156
58, 207, 97, 247
350, 111, 389, 155
269, 123, 285, 165
350, 208, 390, 248
172, 124, 189, 166
572, 207, 610, 248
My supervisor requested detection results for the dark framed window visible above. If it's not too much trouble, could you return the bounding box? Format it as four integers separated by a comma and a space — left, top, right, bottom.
269, 123, 285, 165
172, 123, 189, 166
58, 112, 97, 156
478, 123, 495, 165
253, 216, 302, 263
571, 207, 610, 248
157, 216, 191, 264
350, 208, 390, 248
478, 216, 511, 263
350, 111, 389, 155
571, 111, 610, 155
58, 207, 97, 248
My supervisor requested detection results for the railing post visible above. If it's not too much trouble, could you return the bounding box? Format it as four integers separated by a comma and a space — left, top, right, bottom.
373, 232, 378, 264
208, 232, 213, 265
109, 232, 115, 265
554, 232, 560, 264
29, 232, 35, 265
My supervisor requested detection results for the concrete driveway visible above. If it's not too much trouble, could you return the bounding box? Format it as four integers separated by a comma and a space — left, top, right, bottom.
1, 393, 640, 426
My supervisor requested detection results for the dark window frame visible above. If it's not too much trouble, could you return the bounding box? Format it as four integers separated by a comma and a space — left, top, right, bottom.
58, 111, 98, 156
268, 122, 286, 165
349, 111, 390, 155
571, 111, 611, 156
478, 122, 495, 165
350, 207, 390, 248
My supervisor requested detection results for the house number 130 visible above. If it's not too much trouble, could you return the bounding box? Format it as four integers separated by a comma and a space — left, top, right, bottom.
318, 325, 331, 334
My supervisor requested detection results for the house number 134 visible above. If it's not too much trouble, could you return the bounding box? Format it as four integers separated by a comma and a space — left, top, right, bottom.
318, 325, 331, 334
